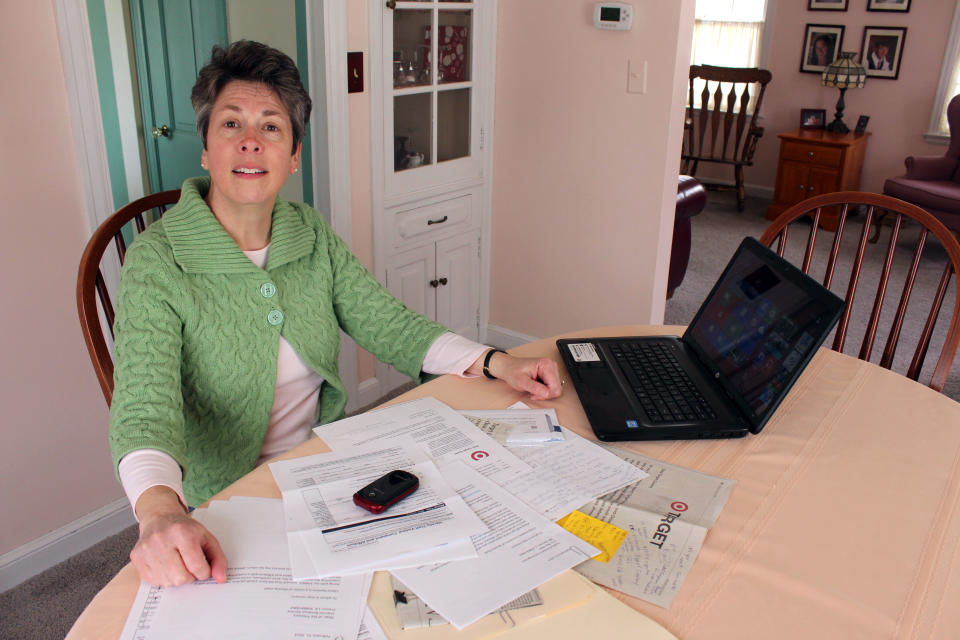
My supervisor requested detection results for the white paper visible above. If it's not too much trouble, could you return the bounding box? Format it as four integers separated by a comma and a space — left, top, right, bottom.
314, 397, 532, 486
461, 409, 565, 445
391, 462, 599, 629
506, 427, 649, 521
119, 498, 369, 640
572, 447, 736, 608
270, 441, 486, 578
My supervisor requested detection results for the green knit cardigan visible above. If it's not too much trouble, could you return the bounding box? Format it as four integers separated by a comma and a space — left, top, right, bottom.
109, 178, 448, 506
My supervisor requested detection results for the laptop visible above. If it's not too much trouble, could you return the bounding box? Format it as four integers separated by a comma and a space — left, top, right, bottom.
557, 237, 845, 441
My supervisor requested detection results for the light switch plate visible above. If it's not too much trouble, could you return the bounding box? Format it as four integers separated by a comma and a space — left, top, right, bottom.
627, 59, 646, 94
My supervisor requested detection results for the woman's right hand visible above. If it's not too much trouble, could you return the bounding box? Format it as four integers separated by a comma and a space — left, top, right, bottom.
130, 486, 228, 587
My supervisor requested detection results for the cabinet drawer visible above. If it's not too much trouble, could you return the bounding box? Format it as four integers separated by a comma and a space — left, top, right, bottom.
781, 142, 842, 168
391, 194, 476, 246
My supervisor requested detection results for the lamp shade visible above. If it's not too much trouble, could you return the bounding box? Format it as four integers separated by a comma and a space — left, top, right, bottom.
822, 51, 866, 89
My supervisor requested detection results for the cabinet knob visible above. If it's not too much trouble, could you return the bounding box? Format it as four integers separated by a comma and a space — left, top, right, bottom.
430, 279, 439, 288
808, 151, 814, 158
808, 186, 815, 191
439, 277, 448, 286
798, 185, 805, 190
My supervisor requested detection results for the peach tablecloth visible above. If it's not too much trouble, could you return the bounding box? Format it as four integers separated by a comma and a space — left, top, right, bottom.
68, 326, 960, 639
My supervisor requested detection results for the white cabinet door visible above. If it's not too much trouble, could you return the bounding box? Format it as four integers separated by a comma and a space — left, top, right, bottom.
385, 243, 436, 321
436, 232, 479, 341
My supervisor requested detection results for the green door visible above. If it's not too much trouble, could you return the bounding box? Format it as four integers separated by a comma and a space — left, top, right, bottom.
130, 0, 227, 192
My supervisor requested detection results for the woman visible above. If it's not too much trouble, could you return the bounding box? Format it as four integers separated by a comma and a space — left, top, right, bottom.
110, 40, 561, 587
809, 34, 833, 67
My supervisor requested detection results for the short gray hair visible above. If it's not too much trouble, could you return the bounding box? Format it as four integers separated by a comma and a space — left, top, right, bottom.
191, 40, 311, 154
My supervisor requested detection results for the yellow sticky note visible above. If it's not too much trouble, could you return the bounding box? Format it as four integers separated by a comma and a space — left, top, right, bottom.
556, 510, 628, 563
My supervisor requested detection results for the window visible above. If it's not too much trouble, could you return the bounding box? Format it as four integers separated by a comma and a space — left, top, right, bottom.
927, 3, 960, 142
689, 0, 773, 112
691, 0, 769, 69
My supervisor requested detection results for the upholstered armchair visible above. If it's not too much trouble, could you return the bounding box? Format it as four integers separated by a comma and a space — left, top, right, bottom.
668, 176, 707, 299
883, 94, 960, 234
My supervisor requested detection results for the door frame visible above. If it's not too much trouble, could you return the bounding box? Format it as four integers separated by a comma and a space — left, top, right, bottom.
53, 0, 360, 409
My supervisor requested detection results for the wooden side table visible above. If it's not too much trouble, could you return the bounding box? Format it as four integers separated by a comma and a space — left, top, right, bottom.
766, 128, 870, 230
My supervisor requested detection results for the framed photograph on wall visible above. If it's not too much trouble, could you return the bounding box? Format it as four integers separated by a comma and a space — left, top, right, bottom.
809, 0, 848, 10
867, 0, 911, 13
800, 108, 827, 129
800, 24, 845, 74
860, 26, 907, 79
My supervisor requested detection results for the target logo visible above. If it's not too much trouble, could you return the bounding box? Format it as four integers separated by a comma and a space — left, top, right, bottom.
671, 501, 689, 512
470, 450, 489, 461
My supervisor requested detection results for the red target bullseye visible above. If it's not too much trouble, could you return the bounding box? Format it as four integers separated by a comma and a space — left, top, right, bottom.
671, 501, 689, 512
470, 450, 489, 461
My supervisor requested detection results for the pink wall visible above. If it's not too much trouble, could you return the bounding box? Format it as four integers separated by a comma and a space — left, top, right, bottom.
0, 2, 120, 555
489, 0, 695, 338
720, 2, 955, 195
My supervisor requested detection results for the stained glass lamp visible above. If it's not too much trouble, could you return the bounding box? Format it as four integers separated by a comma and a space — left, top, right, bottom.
821, 52, 867, 133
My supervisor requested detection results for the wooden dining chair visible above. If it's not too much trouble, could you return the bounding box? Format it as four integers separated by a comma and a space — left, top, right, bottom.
681, 64, 773, 211
76, 190, 180, 405
759, 191, 960, 392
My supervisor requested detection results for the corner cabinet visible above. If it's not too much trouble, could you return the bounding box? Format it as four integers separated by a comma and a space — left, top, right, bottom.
370, 0, 495, 393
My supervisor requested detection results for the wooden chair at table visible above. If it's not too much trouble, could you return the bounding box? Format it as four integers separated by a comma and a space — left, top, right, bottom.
681, 64, 772, 212
759, 191, 960, 392
76, 190, 181, 406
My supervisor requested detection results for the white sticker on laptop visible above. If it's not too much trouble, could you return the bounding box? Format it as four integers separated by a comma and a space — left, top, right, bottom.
567, 343, 601, 362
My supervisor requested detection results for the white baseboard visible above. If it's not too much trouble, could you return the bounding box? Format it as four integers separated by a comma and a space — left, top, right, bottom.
0, 498, 135, 593
486, 325, 539, 350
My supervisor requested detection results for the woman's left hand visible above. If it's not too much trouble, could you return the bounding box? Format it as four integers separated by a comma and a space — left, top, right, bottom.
472, 350, 563, 400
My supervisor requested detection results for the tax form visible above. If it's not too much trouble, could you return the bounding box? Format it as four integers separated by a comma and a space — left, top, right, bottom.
572, 447, 736, 608
118, 497, 369, 640
314, 397, 532, 486
390, 462, 600, 629
270, 441, 486, 578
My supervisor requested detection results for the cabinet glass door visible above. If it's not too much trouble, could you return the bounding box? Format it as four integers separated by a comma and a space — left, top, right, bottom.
386, 1, 481, 194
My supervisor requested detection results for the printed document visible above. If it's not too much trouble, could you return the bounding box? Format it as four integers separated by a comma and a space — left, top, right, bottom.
314, 397, 532, 486
460, 408, 564, 445
572, 447, 736, 607
270, 441, 486, 578
391, 462, 599, 629
505, 427, 649, 521
118, 497, 369, 640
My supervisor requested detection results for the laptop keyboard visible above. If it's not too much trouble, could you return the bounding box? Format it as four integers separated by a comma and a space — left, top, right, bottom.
609, 341, 717, 423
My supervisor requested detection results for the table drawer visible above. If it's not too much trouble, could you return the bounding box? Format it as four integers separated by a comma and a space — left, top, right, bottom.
391, 194, 476, 246
781, 142, 843, 168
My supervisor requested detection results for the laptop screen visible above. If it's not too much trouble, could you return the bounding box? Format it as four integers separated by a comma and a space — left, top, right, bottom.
684, 238, 844, 431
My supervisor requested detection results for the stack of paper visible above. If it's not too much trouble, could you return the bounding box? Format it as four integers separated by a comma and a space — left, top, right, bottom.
268, 440, 486, 579
312, 397, 650, 628
118, 497, 386, 640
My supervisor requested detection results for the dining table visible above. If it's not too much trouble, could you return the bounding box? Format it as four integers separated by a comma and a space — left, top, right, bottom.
67, 325, 960, 639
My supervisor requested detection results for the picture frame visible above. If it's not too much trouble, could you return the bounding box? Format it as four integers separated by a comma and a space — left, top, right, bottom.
800, 24, 845, 74
800, 108, 827, 129
808, 0, 848, 11
867, 0, 910, 13
860, 26, 907, 80
854, 115, 870, 134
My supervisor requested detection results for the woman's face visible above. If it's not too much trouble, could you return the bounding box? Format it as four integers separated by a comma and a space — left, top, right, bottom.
814, 40, 829, 64
201, 80, 301, 213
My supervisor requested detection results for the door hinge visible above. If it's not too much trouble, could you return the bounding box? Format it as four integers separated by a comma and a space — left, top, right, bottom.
480, 127, 484, 150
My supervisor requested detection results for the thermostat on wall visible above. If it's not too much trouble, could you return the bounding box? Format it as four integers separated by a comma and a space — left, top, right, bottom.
594, 3, 633, 30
